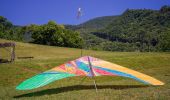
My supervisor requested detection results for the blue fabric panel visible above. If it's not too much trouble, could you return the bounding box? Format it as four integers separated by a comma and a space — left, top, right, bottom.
95, 66, 150, 84
75, 61, 90, 72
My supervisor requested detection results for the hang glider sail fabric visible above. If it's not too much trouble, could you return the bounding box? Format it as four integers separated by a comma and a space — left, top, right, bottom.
16, 56, 164, 90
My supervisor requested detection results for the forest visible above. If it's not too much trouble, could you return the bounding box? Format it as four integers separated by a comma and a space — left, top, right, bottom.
67, 5, 170, 52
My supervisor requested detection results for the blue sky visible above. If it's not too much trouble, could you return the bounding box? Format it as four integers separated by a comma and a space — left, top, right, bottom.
0, 0, 170, 25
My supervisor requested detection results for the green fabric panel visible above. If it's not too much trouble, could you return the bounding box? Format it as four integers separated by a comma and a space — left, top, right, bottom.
16, 72, 75, 90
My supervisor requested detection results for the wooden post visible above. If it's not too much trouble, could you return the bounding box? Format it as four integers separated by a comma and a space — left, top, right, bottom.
81, 47, 83, 57
0, 42, 15, 63
11, 45, 15, 62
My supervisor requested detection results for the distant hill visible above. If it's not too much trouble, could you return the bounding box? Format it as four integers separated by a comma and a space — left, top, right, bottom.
65, 16, 119, 50
65, 15, 118, 33
92, 5, 170, 51
66, 5, 170, 52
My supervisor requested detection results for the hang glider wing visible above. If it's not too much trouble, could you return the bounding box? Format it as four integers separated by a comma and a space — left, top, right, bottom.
16, 56, 164, 90
16, 72, 75, 90
16, 58, 92, 90
79, 56, 164, 85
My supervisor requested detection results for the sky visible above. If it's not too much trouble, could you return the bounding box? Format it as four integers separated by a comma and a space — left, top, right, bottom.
0, 0, 170, 25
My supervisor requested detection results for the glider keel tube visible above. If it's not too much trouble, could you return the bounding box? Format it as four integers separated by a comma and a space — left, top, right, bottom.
16, 72, 75, 90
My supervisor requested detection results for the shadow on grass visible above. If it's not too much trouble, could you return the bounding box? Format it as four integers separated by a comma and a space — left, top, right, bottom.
0, 59, 11, 63
14, 85, 149, 98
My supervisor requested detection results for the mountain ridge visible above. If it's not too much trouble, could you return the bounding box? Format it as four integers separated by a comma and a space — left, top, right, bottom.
66, 5, 170, 52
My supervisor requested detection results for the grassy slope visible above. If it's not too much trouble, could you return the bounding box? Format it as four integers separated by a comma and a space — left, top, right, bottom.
0, 39, 170, 100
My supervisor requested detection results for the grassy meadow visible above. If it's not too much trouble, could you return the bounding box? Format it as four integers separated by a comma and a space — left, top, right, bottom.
0, 39, 170, 100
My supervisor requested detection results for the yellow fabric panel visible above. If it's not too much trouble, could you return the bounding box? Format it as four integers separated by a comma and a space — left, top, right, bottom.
92, 60, 164, 85
51, 67, 67, 73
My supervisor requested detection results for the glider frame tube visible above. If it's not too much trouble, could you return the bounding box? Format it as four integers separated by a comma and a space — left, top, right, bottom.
87, 56, 98, 92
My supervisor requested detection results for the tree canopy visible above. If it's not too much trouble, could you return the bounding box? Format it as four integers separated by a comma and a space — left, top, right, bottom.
0, 17, 83, 48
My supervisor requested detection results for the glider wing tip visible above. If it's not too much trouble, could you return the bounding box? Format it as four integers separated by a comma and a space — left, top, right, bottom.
16, 86, 33, 90
16, 88, 32, 91
152, 82, 165, 86
158, 82, 165, 85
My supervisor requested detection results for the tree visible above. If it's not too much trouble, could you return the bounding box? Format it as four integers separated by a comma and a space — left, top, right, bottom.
31, 21, 83, 48
159, 29, 170, 51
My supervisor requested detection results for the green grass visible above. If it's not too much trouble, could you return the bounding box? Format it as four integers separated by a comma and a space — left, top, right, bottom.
0, 39, 170, 100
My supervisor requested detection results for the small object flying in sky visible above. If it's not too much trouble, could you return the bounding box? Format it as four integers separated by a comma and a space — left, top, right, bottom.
77, 7, 82, 19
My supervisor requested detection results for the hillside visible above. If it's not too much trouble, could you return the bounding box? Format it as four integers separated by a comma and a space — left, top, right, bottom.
67, 5, 170, 52
65, 15, 118, 33
0, 39, 170, 99
91, 6, 170, 51
65, 16, 119, 50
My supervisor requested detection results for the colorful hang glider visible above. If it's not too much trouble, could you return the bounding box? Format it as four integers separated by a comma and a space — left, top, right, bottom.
16, 56, 164, 90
